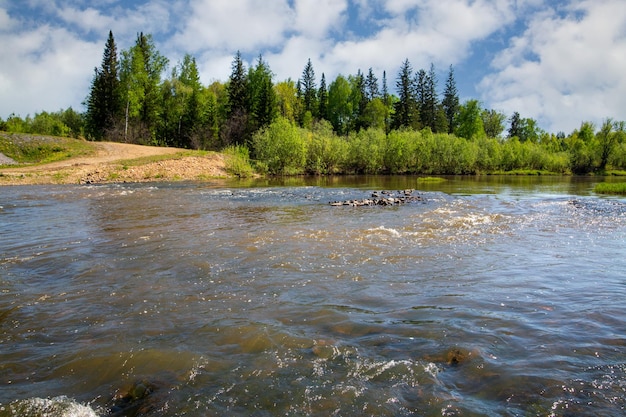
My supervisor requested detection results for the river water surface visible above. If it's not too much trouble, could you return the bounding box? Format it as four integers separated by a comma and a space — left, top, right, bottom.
1, 176, 625, 416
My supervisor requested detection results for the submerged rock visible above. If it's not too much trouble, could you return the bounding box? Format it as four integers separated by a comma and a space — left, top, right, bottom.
107, 378, 171, 417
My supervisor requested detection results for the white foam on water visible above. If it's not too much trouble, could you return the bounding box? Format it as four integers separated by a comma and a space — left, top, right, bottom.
3, 396, 99, 417
367, 226, 402, 238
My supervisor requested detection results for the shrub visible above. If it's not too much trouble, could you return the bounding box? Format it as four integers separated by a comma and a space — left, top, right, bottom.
252, 117, 306, 175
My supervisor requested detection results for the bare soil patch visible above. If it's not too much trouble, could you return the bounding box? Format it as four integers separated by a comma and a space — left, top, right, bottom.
0, 142, 230, 185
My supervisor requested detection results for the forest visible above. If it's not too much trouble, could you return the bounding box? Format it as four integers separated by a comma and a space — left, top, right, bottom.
1, 31, 625, 176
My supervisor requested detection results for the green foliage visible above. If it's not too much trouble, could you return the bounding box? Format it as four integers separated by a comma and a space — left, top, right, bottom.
120, 32, 169, 144
5, 30, 626, 177
442, 65, 459, 134
252, 117, 306, 174
327, 75, 354, 135
481, 109, 506, 139
86, 30, 122, 140
391, 59, 419, 130
346, 128, 386, 174
300, 59, 317, 119
0, 133, 93, 164
594, 182, 626, 195
223, 145, 255, 177
304, 120, 347, 174
455, 100, 485, 140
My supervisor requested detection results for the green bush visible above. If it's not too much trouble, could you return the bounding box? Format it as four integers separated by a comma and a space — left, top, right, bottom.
252, 117, 306, 174
223, 145, 255, 177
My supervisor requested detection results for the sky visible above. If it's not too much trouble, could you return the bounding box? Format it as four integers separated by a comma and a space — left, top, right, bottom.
1, 0, 625, 134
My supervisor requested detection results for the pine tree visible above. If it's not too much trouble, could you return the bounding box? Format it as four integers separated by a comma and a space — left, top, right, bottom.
365, 68, 379, 100
508, 111, 521, 139
223, 51, 251, 146
318, 73, 328, 121
381, 70, 391, 134
120, 32, 168, 143
300, 59, 317, 118
227, 51, 250, 118
421, 64, 439, 131
442, 65, 460, 134
249, 55, 276, 130
86, 30, 122, 140
351, 70, 369, 131
391, 59, 418, 130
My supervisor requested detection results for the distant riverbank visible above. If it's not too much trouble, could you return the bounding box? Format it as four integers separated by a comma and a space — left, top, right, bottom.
0, 133, 229, 185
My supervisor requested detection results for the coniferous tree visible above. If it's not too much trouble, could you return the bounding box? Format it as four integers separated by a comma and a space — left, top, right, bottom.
365, 68, 379, 100
120, 32, 168, 143
351, 70, 368, 131
442, 65, 460, 134
421, 64, 439, 131
249, 55, 277, 130
223, 51, 251, 146
179, 55, 205, 148
227, 51, 250, 118
86, 30, 122, 140
300, 59, 317, 118
508, 111, 521, 139
391, 59, 419, 130
381, 70, 391, 134
318, 73, 328, 121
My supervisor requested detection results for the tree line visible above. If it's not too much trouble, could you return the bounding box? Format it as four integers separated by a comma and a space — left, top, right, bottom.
2, 30, 625, 175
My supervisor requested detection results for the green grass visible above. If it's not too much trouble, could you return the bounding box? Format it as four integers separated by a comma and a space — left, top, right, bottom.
223, 145, 255, 177
594, 182, 626, 195
489, 169, 560, 176
417, 176, 446, 183
0, 132, 94, 164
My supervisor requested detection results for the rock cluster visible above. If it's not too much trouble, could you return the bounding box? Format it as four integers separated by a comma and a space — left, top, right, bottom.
329, 189, 425, 207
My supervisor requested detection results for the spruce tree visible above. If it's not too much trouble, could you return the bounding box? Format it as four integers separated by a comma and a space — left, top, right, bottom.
442, 65, 460, 134
86, 30, 122, 140
223, 51, 251, 146
391, 59, 418, 130
249, 55, 276, 130
119, 32, 168, 143
300, 59, 317, 118
227, 51, 250, 118
318, 73, 328, 121
365, 68, 379, 100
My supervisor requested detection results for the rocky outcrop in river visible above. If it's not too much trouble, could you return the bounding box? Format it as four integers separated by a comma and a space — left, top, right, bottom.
329, 189, 425, 207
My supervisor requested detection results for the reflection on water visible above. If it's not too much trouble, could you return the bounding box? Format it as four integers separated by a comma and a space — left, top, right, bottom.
1, 177, 625, 416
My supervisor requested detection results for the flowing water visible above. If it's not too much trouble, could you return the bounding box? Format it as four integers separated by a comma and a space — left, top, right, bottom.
1, 176, 625, 416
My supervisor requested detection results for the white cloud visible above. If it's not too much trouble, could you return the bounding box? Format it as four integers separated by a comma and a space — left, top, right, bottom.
170, 0, 294, 54
479, 0, 626, 133
293, 0, 348, 38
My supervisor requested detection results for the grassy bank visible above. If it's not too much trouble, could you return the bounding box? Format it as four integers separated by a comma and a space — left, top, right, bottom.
0, 132, 94, 165
594, 182, 626, 195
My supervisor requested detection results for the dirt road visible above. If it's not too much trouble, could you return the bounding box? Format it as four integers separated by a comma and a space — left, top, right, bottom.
0, 142, 229, 185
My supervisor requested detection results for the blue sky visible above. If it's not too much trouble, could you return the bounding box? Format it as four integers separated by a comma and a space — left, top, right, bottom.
1, 0, 625, 134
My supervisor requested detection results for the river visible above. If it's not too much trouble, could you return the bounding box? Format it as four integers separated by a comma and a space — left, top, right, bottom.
1, 176, 625, 416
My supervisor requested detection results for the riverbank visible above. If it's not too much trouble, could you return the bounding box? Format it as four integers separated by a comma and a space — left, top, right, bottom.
0, 136, 230, 185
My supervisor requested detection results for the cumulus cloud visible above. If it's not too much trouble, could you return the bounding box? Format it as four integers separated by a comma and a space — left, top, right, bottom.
0, 20, 101, 117
170, 0, 294, 54
2, 0, 623, 133
479, 0, 626, 133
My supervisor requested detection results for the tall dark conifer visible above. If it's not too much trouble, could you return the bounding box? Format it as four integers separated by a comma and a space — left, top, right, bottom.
86, 30, 122, 139
301, 59, 317, 117
318, 73, 328, 121
223, 51, 251, 146
249, 55, 276, 130
421, 64, 439, 132
365, 68, 379, 100
391, 59, 418, 130
227, 51, 250, 118
442, 65, 460, 134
